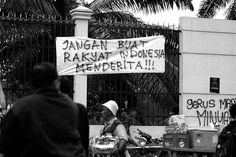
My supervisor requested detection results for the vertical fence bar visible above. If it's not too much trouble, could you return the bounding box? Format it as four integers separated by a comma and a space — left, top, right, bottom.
0, 12, 75, 107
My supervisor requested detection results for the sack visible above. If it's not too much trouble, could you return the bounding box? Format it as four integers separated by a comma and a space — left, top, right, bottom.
215, 127, 236, 157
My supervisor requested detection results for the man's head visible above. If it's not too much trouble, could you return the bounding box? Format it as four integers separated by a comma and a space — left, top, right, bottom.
31, 62, 58, 89
58, 76, 73, 97
101, 100, 119, 121
230, 104, 236, 119
169, 107, 179, 117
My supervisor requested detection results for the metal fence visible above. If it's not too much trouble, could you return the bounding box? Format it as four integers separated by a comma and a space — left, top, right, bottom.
0, 13, 180, 126
87, 22, 180, 126
0, 11, 74, 107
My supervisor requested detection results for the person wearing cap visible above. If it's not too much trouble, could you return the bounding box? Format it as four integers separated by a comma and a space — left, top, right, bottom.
100, 100, 130, 157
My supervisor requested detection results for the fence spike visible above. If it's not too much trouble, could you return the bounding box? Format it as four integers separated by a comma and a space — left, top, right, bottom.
14, 12, 16, 18
19, 13, 22, 20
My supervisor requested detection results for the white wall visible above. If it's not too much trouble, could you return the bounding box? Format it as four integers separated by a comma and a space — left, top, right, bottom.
89, 125, 166, 141
90, 17, 236, 136
179, 17, 236, 127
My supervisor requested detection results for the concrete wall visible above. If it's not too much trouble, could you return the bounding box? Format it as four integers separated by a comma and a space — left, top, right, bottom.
90, 17, 236, 136
179, 17, 236, 127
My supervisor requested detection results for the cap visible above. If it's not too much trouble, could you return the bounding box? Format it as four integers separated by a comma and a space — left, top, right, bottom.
102, 100, 119, 116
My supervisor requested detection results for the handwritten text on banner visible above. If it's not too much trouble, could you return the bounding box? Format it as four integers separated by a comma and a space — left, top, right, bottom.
56, 36, 165, 75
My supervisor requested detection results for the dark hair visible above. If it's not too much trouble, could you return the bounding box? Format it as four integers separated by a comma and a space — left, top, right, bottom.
229, 104, 236, 119
170, 107, 179, 116
31, 62, 58, 89
59, 76, 73, 97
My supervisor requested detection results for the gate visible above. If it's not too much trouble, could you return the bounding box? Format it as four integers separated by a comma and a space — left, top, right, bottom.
87, 22, 180, 126
0, 12, 74, 107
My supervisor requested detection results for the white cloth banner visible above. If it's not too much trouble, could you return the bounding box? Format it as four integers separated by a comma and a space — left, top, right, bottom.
56, 36, 165, 75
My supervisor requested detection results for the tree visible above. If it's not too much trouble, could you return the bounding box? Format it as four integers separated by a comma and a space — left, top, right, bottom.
2, 0, 194, 20
1, 0, 77, 17
83, 0, 192, 125
197, 0, 236, 20
88, 0, 194, 14
1, 0, 194, 125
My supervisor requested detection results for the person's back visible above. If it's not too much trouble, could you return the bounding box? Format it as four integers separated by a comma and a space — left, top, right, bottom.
216, 104, 236, 157
0, 81, 6, 110
59, 76, 89, 157
0, 62, 85, 157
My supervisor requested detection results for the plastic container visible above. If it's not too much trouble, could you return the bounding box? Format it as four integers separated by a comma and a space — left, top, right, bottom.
188, 129, 219, 149
163, 133, 189, 148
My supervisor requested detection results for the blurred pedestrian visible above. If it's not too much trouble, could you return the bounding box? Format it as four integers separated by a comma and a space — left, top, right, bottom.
0, 81, 6, 110
58, 76, 89, 157
0, 62, 86, 157
100, 100, 130, 157
164, 106, 179, 125
0, 80, 6, 131
215, 103, 236, 157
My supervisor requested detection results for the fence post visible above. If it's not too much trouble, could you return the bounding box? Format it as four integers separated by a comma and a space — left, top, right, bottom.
70, 6, 92, 106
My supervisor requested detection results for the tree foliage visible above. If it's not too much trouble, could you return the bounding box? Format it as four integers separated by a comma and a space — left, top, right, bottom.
0, 0, 193, 124
89, 0, 194, 14
197, 0, 236, 20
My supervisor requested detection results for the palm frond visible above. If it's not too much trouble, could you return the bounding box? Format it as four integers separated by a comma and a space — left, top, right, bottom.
225, 1, 236, 20
197, 0, 231, 18
89, 0, 194, 14
91, 11, 143, 23
2, 0, 60, 16
89, 11, 145, 39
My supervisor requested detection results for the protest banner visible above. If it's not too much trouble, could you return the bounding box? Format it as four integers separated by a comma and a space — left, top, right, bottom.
56, 36, 165, 75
